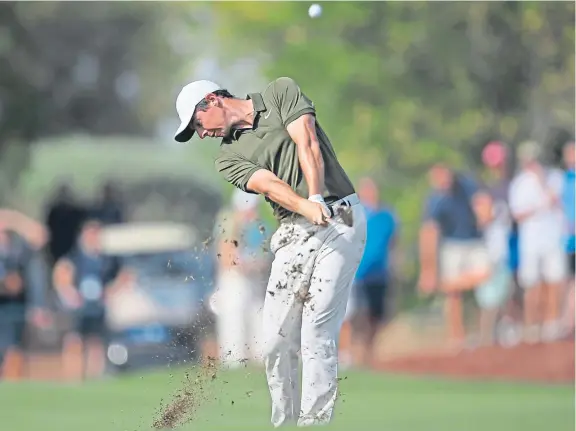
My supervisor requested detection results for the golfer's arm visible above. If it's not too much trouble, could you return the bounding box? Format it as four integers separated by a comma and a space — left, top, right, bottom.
247, 169, 308, 214
286, 114, 325, 196
419, 222, 439, 274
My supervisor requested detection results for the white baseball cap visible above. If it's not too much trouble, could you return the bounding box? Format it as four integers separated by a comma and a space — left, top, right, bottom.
174, 80, 221, 142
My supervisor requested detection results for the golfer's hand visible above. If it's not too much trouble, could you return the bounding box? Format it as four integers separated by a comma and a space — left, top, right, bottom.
308, 195, 332, 222
300, 200, 330, 226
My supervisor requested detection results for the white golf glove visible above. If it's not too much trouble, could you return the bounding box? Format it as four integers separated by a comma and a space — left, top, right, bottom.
308, 194, 331, 218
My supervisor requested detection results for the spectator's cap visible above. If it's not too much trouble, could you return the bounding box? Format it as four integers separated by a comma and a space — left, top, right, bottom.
481, 141, 507, 168
174, 80, 222, 143
517, 140, 542, 164
232, 189, 260, 212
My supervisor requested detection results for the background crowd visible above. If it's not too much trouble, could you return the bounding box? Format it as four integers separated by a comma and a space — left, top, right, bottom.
1, 137, 573, 380
0, 182, 127, 380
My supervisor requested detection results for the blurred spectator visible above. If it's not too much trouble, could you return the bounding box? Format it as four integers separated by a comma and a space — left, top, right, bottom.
0, 212, 50, 381
91, 181, 125, 225
53, 220, 122, 380
418, 164, 491, 347
341, 178, 398, 368
45, 184, 87, 266
209, 190, 271, 368
508, 141, 566, 343
475, 142, 514, 345
560, 141, 575, 336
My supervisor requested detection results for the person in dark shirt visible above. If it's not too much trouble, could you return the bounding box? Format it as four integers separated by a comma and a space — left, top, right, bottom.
45, 184, 87, 266
91, 182, 125, 226
418, 164, 492, 347
53, 219, 123, 380
0, 214, 50, 381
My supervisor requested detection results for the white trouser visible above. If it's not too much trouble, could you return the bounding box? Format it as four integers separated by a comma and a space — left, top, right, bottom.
263, 202, 367, 428
518, 239, 566, 288
213, 269, 265, 368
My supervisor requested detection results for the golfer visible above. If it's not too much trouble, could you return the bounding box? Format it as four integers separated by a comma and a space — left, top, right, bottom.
173, 77, 367, 427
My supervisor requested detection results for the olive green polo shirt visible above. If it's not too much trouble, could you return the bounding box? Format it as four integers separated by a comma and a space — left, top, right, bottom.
214, 77, 355, 221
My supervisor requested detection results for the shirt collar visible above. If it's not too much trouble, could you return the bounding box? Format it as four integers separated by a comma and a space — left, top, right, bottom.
248, 93, 266, 113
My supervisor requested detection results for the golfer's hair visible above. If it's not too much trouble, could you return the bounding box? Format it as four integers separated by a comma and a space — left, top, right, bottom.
195, 89, 235, 111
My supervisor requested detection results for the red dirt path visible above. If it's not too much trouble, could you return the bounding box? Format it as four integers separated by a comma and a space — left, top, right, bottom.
376, 340, 575, 384
25, 340, 575, 384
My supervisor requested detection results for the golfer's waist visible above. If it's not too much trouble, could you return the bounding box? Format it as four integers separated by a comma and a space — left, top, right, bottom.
279, 193, 359, 224
325, 193, 359, 209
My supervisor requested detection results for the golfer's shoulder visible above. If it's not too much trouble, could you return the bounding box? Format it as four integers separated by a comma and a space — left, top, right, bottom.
214, 140, 254, 172
264, 77, 302, 99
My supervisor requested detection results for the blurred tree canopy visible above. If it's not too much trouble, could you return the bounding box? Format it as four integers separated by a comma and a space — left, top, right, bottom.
210, 1, 575, 251
0, 2, 181, 200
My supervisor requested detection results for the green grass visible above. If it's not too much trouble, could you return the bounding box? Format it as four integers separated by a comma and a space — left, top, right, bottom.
0, 368, 573, 431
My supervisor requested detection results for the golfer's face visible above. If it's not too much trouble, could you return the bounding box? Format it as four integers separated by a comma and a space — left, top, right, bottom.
193, 106, 229, 139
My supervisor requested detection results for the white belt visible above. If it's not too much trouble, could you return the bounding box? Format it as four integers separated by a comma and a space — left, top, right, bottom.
327, 193, 359, 217
329, 193, 359, 208
281, 193, 360, 224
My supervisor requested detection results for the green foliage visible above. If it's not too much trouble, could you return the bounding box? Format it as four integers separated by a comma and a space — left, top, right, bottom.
0, 2, 181, 200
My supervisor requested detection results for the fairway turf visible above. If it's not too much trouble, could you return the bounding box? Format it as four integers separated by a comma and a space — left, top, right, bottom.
0, 368, 573, 431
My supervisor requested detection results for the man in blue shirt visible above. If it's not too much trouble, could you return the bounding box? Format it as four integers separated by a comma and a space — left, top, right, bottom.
53, 220, 122, 380
341, 178, 397, 368
561, 141, 575, 335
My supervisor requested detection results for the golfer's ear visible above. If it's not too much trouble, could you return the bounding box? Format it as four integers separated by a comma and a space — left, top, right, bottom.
204, 93, 219, 106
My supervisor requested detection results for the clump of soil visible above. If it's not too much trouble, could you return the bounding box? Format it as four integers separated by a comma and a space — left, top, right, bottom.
152, 356, 218, 429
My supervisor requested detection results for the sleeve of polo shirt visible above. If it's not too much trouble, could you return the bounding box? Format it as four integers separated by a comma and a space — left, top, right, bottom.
214, 152, 261, 194
271, 77, 316, 126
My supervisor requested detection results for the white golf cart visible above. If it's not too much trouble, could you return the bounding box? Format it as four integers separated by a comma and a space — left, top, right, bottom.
100, 222, 215, 372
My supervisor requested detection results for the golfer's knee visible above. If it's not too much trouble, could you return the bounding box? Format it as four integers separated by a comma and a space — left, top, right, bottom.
262, 333, 288, 360
301, 330, 337, 359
